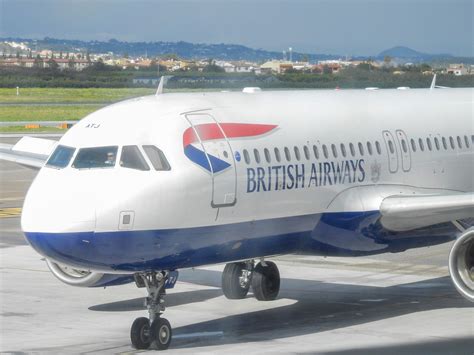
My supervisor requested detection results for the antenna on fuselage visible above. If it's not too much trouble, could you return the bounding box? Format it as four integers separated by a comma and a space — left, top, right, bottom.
156, 75, 172, 96
430, 74, 437, 90
430, 73, 449, 90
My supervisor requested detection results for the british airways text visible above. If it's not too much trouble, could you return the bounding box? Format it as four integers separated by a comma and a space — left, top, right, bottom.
246, 159, 365, 193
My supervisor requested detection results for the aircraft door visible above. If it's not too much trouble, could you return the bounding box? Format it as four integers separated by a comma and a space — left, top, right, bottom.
395, 130, 411, 172
184, 113, 237, 208
382, 130, 399, 173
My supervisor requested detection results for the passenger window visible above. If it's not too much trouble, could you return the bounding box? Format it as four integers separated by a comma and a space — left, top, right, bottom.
274, 148, 281, 162
313, 145, 319, 159
375, 141, 382, 155
434, 137, 440, 150
419, 138, 424, 151
294, 146, 301, 161
349, 143, 355, 156
388, 140, 394, 154
46, 145, 75, 169
457, 136, 462, 149
284, 147, 291, 161
73, 146, 118, 169
340, 143, 347, 157
426, 138, 432, 151
322, 145, 328, 159
367, 142, 373, 155
464, 135, 470, 148
358, 142, 364, 155
303, 145, 310, 160
401, 140, 408, 153
442, 137, 447, 150
331, 144, 338, 158
410, 139, 416, 152
120, 146, 150, 171
254, 149, 261, 163
449, 136, 455, 149
143, 145, 171, 171
264, 148, 271, 163
243, 149, 250, 164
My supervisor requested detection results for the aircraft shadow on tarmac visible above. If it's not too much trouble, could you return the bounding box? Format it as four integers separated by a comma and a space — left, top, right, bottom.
89, 288, 222, 312
89, 269, 472, 350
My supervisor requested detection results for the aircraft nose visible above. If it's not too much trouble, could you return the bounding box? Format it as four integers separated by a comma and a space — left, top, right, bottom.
21, 168, 97, 235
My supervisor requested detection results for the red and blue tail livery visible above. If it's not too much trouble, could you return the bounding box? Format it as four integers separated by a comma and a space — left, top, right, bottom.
183, 123, 277, 173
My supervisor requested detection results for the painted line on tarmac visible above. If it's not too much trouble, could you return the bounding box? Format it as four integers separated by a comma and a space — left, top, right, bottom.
0, 207, 22, 218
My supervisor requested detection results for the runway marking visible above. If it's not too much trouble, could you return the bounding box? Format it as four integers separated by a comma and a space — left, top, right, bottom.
174, 331, 224, 339
0, 207, 22, 218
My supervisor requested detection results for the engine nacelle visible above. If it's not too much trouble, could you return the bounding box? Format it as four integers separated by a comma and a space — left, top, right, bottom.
448, 228, 474, 302
46, 259, 134, 287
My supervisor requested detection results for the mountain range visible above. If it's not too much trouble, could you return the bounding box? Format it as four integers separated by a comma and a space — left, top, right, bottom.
1, 37, 471, 64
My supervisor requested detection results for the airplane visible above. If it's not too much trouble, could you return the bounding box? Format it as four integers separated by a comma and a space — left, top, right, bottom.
0, 84, 473, 350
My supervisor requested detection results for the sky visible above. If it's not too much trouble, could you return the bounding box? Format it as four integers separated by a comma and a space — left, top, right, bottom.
0, 0, 472, 57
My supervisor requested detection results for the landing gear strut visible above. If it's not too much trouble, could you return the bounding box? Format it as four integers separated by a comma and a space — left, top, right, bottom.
130, 271, 172, 350
222, 260, 280, 301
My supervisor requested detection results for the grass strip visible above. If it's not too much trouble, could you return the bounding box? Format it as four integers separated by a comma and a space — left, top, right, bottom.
0, 88, 155, 103
0, 105, 103, 121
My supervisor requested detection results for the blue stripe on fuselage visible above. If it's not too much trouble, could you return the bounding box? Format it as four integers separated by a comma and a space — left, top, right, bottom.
24, 211, 457, 272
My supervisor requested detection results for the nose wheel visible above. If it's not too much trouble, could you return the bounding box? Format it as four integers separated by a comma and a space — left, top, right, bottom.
130, 272, 173, 350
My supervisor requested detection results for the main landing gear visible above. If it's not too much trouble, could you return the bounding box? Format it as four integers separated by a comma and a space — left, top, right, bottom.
221, 260, 280, 301
130, 272, 172, 350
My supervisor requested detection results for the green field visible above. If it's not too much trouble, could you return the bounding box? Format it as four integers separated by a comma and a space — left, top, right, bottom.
0, 88, 155, 103
0, 105, 103, 122
0, 126, 66, 133
0, 88, 197, 132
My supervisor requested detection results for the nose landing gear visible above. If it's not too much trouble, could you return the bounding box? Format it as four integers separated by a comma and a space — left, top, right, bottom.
130, 272, 172, 350
221, 260, 280, 301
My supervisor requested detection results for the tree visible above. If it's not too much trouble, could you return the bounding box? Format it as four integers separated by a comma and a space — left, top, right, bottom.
202, 63, 225, 73
89, 58, 107, 71
34, 55, 43, 68
322, 65, 332, 74
48, 58, 59, 71
163, 53, 179, 60
357, 63, 373, 71
420, 63, 431, 72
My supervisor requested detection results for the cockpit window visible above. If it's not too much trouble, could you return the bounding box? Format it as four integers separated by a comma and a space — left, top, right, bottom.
143, 145, 171, 171
120, 146, 150, 171
72, 146, 118, 169
46, 145, 75, 169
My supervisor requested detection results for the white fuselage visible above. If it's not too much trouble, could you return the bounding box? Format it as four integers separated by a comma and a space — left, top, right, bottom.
21, 88, 474, 272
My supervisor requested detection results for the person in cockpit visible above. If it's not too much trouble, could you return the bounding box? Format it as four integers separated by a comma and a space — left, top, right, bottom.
105, 151, 116, 166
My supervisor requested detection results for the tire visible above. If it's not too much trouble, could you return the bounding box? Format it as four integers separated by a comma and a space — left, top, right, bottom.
251, 261, 280, 301
150, 317, 172, 350
222, 262, 250, 299
130, 317, 151, 350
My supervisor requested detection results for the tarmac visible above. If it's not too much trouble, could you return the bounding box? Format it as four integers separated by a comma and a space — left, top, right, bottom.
0, 135, 473, 354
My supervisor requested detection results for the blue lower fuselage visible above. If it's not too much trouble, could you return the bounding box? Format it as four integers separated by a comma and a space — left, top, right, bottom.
24, 211, 459, 273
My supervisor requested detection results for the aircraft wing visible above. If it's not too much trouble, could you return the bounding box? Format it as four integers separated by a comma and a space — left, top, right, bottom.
0, 137, 57, 169
380, 193, 474, 231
